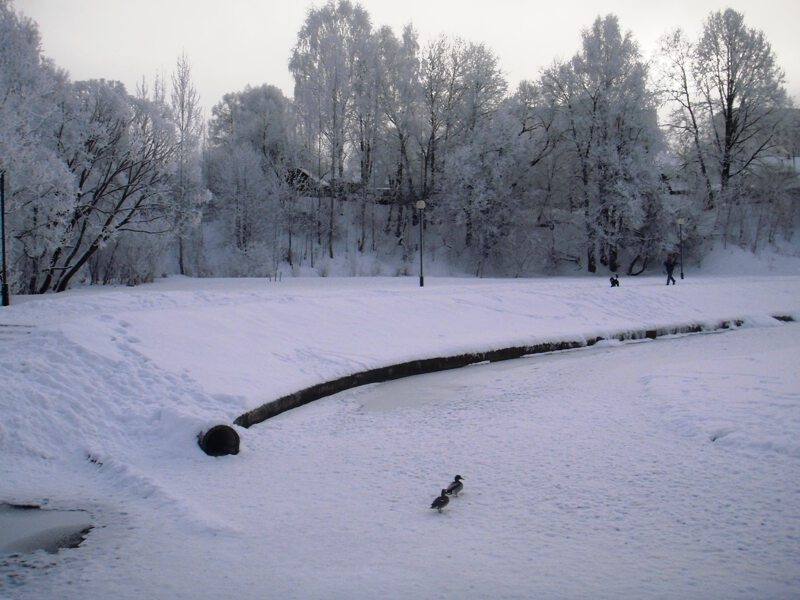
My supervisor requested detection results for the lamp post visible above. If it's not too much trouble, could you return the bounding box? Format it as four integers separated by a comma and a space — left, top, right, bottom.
0, 170, 9, 306
416, 199, 426, 287
676, 217, 685, 280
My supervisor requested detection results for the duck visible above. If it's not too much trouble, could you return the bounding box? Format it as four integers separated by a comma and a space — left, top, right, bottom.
445, 474, 464, 496
430, 489, 450, 512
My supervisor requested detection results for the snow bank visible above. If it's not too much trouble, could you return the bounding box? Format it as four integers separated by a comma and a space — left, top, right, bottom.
1, 273, 799, 599
1, 275, 798, 460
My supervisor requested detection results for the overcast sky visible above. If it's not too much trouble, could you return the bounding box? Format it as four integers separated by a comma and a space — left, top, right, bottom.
14, 0, 800, 116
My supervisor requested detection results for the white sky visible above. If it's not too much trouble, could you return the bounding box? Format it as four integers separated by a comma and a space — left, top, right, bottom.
14, 0, 800, 116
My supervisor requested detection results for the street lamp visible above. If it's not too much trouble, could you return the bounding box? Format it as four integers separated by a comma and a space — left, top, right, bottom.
415, 199, 426, 287
0, 170, 9, 306
676, 217, 685, 280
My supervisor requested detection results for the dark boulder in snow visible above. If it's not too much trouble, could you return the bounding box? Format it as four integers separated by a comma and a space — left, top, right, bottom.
198, 425, 240, 456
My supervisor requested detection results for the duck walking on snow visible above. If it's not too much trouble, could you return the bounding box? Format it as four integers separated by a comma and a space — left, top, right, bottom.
431, 489, 450, 512
446, 475, 464, 496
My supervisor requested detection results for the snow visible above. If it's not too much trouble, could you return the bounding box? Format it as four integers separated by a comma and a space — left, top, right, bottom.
1, 271, 799, 599
695, 245, 800, 276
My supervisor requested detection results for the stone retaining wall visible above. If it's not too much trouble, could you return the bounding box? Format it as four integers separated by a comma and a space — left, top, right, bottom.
232, 317, 785, 429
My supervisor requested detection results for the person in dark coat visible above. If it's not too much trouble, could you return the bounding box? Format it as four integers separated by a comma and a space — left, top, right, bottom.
664, 254, 677, 285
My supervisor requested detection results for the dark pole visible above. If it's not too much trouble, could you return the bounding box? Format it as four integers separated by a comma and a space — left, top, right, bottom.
0, 170, 9, 306
679, 221, 684, 280
418, 203, 424, 287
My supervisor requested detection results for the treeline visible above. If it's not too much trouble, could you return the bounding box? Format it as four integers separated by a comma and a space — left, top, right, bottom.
0, 0, 797, 293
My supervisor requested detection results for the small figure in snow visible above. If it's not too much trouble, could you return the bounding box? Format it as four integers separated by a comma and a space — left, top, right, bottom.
664, 254, 677, 285
431, 489, 450, 512
445, 475, 465, 496
609, 274, 620, 287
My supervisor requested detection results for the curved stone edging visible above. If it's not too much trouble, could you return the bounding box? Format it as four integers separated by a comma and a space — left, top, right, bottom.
233, 316, 787, 428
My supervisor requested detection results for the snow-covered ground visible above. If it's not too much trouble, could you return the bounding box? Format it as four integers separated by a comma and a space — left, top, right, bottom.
1, 266, 799, 599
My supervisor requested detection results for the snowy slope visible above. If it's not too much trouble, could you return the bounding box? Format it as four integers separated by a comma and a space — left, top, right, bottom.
1, 273, 799, 599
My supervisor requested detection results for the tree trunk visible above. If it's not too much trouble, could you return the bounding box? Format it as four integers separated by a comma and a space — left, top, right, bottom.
626, 254, 648, 276
328, 196, 335, 259
178, 237, 186, 275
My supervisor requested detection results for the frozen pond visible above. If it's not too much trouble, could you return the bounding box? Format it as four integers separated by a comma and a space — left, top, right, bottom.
289, 327, 798, 598
4, 324, 799, 599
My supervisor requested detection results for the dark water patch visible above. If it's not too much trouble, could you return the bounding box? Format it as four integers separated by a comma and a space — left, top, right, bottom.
0, 503, 92, 555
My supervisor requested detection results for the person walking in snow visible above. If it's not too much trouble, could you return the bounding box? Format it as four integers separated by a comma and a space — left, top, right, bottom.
664, 254, 677, 285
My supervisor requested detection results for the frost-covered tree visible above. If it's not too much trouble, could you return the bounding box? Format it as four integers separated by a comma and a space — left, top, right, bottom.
350, 27, 380, 187
418, 36, 506, 195
432, 80, 566, 276
376, 24, 420, 202
346, 23, 382, 254
289, 0, 372, 259
656, 30, 716, 209
460, 42, 507, 134
31, 79, 177, 292
372, 24, 421, 256
415, 36, 509, 273
418, 35, 464, 197
205, 85, 295, 273
658, 9, 787, 210
2, 3, 179, 293
435, 100, 526, 275
0, 0, 74, 292
696, 9, 786, 197
170, 52, 207, 275
540, 15, 661, 273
